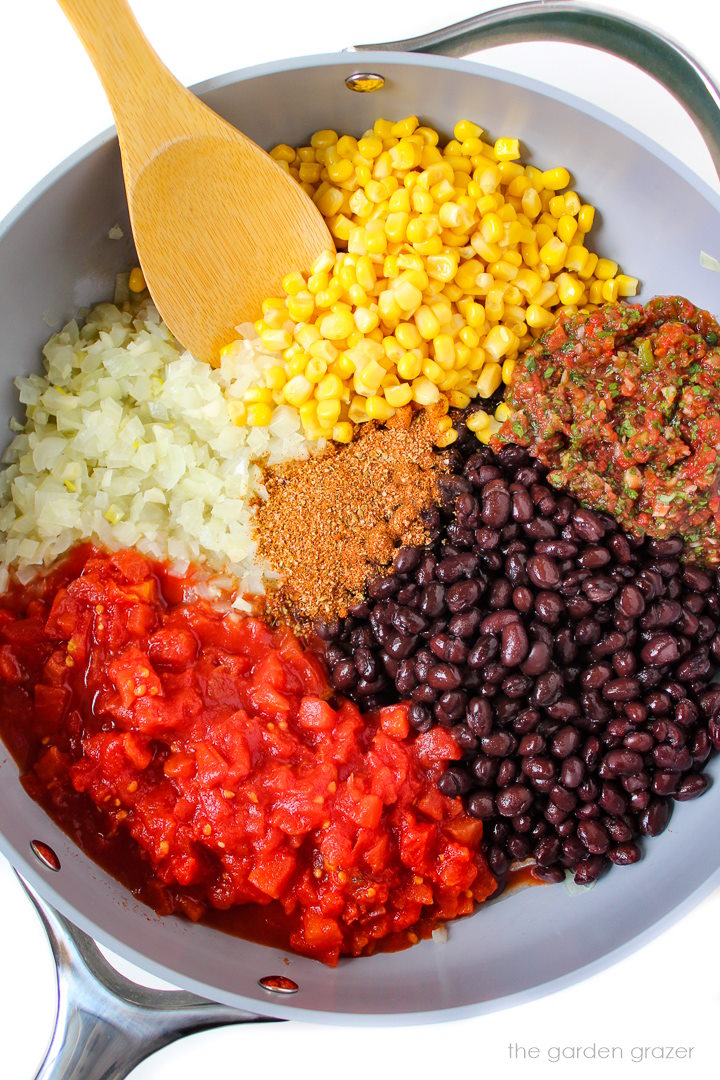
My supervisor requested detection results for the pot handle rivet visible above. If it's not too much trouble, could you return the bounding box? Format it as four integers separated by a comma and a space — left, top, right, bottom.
345, 72, 385, 92
30, 840, 61, 872
259, 975, 299, 994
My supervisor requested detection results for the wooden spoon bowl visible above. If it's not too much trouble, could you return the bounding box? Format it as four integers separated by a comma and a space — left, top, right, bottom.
58, 0, 334, 361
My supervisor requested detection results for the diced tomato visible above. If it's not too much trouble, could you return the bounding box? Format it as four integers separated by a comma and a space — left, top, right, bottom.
148, 628, 198, 670
378, 703, 410, 739
414, 727, 462, 766
296, 696, 336, 732
0, 547, 494, 968
248, 848, 296, 899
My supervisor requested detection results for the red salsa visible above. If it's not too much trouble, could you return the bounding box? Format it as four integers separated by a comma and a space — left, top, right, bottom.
494, 297, 720, 565
0, 547, 495, 965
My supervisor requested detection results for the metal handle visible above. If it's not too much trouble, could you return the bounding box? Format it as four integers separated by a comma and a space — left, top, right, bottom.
350, 0, 720, 181
18, 877, 277, 1080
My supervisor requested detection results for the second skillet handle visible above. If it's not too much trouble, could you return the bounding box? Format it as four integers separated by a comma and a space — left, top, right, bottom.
350, 0, 720, 182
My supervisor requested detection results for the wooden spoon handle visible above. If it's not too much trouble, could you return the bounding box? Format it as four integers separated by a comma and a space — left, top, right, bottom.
56, 0, 207, 182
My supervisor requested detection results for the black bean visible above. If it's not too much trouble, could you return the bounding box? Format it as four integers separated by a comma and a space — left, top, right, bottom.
527, 555, 561, 589
408, 702, 433, 732
332, 660, 358, 690
496, 784, 533, 817
638, 795, 675, 836
532, 670, 563, 707
574, 855, 609, 885
427, 663, 462, 691
674, 773, 710, 800
482, 485, 511, 529
640, 632, 680, 666
608, 843, 641, 865
482, 732, 517, 757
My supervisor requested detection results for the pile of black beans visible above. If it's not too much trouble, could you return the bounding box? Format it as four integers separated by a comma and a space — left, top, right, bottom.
318, 415, 720, 887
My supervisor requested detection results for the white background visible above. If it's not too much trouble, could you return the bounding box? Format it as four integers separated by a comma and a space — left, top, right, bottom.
2, 1, 720, 1077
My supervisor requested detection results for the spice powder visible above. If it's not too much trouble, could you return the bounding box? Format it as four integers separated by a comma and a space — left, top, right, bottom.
254, 406, 449, 625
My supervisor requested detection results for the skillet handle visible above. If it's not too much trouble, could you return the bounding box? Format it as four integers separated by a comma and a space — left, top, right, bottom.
18, 877, 277, 1080
349, 0, 720, 181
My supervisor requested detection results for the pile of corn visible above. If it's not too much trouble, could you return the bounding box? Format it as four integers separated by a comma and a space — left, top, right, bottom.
228, 116, 636, 446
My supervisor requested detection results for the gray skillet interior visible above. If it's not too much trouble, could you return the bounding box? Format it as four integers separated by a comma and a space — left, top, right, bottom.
1, 51, 720, 1024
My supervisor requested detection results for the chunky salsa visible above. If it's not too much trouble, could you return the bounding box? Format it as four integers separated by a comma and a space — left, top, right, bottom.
494, 296, 720, 565
0, 547, 495, 965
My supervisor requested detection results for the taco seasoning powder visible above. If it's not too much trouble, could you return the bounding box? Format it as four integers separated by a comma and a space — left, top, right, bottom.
254, 406, 450, 625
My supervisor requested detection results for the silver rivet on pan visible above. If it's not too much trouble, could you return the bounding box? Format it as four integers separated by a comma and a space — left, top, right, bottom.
345, 72, 385, 92
30, 840, 61, 871
258, 975, 299, 994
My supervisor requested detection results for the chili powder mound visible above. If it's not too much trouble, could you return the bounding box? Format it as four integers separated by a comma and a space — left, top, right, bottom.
254, 406, 449, 624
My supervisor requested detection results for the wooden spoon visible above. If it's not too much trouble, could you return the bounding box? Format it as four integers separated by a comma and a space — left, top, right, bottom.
57, 0, 334, 361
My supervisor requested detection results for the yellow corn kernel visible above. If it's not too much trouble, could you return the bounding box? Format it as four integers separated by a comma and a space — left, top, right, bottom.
595, 258, 619, 280
283, 375, 314, 407
264, 365, 287, 392
309, 339, 338, 365
501, 357, 516, 385
495, 401, 512, 422
447, 390, 471, 409
542, 167, 571, 190
411, 377, 441, 406
227, 400, 247, 426
389, 139, 422, 171
299, 399, 318, 427
431, 178, 453, 203
557, 273, 584, 306
332, 422, 354, 443
548, 195, 566, 218
246, 403, 273, 427
319, 311, 355, 340
455, 119, 483, 141
485, 288, 505, 323
315, 373, 343, 401
394, 322, 421, 351
565, 245, 589, 274
457, 325, 478, 349
259, 328, 292, 352
485, 325, 517, 361
526, 303, 556, 329
397, 351, 422, 381
355, 358, 386, 393
466, 409, 491, 433
317, 185, 346, 217
378, 289, 402, 325
311, 129, 338, 149
616, 274, 639, 297
476, 362, 503, 397
363, 394, 394, 421
589, 279, 605, 304
557, 214, 578, 245
435, 427, 458, 448
578, 251, 599, 281
329, 214, 354, 241
578, 204, 596, 232
414, 305, 441, 340
128, 266, 146, 293
493, 137, 520, 161
326, 158, 354, 184
422, 358, 443, 383
316, 398, 342, 427
354, 306, 380, 334
382, 382, 412, 408
298, 162, 322, 184
391, 115, 419, 137
602, 277, 620, 302
539, 236, 568, 270
431, 334, 454, 366
270, 143, 296, 163
394, 279, 423, 313
305, 356, 328, 383
294, 325, 320, 353
283, 271, 307, 296
244, 386, 274, 405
